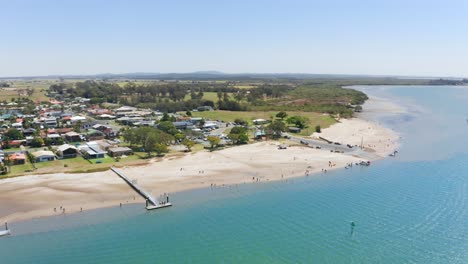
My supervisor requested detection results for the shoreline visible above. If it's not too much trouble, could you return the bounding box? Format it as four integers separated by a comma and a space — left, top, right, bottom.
0, 106, 401, 224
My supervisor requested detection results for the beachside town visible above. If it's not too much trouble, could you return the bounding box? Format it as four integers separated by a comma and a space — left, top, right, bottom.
0, 89, 294, 177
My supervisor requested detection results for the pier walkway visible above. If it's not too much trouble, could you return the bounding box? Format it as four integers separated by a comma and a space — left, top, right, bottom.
110, 167, 158, 206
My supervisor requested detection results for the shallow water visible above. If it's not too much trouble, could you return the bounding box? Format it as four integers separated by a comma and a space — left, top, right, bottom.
1, 86, 468, 263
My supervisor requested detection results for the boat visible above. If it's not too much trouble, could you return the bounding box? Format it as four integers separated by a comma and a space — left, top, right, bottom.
0, 223, 11, 237
359, 161, 371, 166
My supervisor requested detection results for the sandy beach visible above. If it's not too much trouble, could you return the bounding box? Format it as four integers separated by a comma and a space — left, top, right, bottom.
0, 114, 399, 223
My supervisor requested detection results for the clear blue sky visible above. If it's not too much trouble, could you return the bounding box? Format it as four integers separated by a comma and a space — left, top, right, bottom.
2, 0, 468, 77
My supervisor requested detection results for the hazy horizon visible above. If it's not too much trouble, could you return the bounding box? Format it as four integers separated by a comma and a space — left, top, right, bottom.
0, 71, 461, 80
2, 0, 468, 78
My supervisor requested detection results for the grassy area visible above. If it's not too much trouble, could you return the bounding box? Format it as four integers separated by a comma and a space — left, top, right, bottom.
191, 110, 336, 129
3, 153, 148, 177
1, 80, 53, 102
8, 163, 34, 175
184, 92, 232, 102
233, 85, 256, 89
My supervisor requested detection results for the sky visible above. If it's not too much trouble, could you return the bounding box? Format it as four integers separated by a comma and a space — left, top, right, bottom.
1, 0, 468, 77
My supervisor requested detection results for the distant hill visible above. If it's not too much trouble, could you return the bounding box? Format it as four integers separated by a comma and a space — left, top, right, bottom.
0, 71, 452, 81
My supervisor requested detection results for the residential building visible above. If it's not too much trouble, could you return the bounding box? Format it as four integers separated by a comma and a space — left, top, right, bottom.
79, 142, 107, 159
56, 144, 79, 159
65, 131, 81, 142
31, 150, 55, 162
108, 147, 133, 157
7, 153, 26, 165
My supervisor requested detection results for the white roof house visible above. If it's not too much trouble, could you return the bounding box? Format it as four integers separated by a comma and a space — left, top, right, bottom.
70, 116, 87, 123
31, 150, 55, 162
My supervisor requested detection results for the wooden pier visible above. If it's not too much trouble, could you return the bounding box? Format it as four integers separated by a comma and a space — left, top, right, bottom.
110, 167, 172, 210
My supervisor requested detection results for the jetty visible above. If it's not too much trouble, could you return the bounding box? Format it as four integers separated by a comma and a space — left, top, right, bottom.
110, 167, 172, 210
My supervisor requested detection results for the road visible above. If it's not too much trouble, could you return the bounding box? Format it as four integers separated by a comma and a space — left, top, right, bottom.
282, 132, 380, 160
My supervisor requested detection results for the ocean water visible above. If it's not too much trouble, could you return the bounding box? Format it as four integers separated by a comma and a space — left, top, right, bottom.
1, 86, 468, 263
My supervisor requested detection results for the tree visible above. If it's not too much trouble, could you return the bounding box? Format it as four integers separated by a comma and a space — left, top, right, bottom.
230, 126, 247, 135
161, 112, 170, 122
157, 121, 178, 136
315, 125, 321, 133
234, 118, 247, 126
227, 133, 240, 144
186, 111, 192, 116
0, 163, 7, 175
122, 129, 137, 146
238, 134, 249, 144
144, 133, 158, 157
266, 120, 286, 139
4, 128, 23, 140
182, 138, 195, 152
31, 137, 44, 147
174, 132, 185, 142
286, 116, 307, 129
154, 143, 169, 156
276, 111, 288, 120
354, 105, 363, 112
207, 136, 221, 150
73, 121, 82, 133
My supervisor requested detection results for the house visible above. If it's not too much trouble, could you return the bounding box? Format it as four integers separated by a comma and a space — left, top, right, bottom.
70, 116, 87, 124
31, 150, 55, 162
86, 129, 105, 141
114, 106, 137, 117
203, 122, 218, 130
65, 131, 81, 142
253, 119, 269, 125
55, 128, 73, 134
25, 136, 34, 145
5, 140, 26, 148
96, 140, 118, 151
46, 134, 62, 145
87, 108, 112, 116
173, 121, 193, 130
197, 106, 213, 112
133, 120, 155, 127
98, 114, 116, 119
254, 130, 266, 140
44, 117, 57, 128
23, 128, 36, 136
79, 142, 107, 159
56, 144, 78, 159
108, 147, 133, 157
7, 153, 26, 165
80, 121, 97, 130
11, 122, 22, 129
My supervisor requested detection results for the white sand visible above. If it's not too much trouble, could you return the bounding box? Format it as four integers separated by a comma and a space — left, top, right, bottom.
312, 118, 399, 158
0, 117, 399, 223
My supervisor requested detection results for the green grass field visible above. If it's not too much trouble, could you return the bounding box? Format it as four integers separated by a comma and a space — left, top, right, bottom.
2, 153, 148, 177
0, 79, 54, 102
233, 85, 257, 89
184, 92, 232, 102
191, 110, 336, 131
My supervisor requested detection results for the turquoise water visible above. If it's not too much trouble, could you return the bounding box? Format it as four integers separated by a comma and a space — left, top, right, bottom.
1, 86, 468, 263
